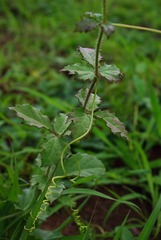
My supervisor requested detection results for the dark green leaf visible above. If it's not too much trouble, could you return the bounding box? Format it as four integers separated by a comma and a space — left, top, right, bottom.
76, 88, 101, 111
61, 63, 94, 81
75, 18, 98, 32
31, 174, 47, 191
64, 153, 105, 177
41, 136, 67, 166
100, 64, 124, 82
16, 188, 35, 211
138, 195, 161, 240
95, 110, 129, 140
9, 104, 52, 130
69, 111, 91, 138
78, 47, 102, 67
53, 113, 71, 135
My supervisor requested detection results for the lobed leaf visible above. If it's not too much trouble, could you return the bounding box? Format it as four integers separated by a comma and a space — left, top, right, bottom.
95, 110, 129, 140
61, 63, 94, 81
100, 63, 124, 82
53, 113, 72, 135
41, 136, 67, 166
78, 47, 102, 67
76, 88, 101, 111
9, 104, 52, 131
64, 153, 105, 177
75, 18, 98, 33
69, 110, 91, 138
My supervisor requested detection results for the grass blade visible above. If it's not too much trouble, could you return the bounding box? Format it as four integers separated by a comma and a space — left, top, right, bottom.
138, 194, 161, 240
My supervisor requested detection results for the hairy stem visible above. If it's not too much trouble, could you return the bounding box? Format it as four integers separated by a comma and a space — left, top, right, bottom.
84, 0, 107, 110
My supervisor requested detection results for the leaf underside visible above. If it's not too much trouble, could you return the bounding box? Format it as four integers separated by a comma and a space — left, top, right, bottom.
78, 47, 102, 67
75, 18, 98, 33
9, 104, 52, 131
95, 110, 129, 140
76, 88, 101, 112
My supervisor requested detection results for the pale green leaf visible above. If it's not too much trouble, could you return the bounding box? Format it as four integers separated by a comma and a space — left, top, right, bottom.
79, 47, 102, 67
9, 104, 52, 130
64, 153, 105, 177
30, 174, 47, 191
53, 113, 71, 135
69, 110, 91, 138
95, 110, 129, 140
61, 63, 94, 81
41, 136, 67, 166
46, 182, 65, 203
76, 88, 101, 111
100, 63, 124, 82
16, 188, 35, 211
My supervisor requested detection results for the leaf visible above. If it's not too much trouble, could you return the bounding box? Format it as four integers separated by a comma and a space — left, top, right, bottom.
46, 182, 65, 203
62, 188, 138, 209
114, 212, 130, 240
16, 188, 36, 211
95, 110, 129, 140
100, 63, 124, 82
78, 47, 102, 67
30, 174, 47, 191
102, 24, 115, 38
41, 136, 67, 166
69, 110, 91, 138
64, 153, 105, 177
85, 12, 103, 22
75, 18, 98, 33
53, 113, 72, 135
76, 88, 101, 111
9, 104, 52, 131
138, 194, 161, 240
61, 63, 94, 81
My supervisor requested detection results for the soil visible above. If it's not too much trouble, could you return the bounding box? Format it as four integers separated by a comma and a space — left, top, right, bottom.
41, 185, 157, 240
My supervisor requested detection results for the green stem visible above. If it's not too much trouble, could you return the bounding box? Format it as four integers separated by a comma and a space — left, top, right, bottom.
84, 0, 107, 110
19, 172, 56, 240
113, 23, 161, 34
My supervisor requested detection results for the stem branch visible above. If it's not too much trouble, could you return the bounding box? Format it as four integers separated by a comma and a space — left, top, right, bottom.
84, 0, 107, 110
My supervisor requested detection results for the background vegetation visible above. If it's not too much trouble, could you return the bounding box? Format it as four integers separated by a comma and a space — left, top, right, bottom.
0, 0, 161, 239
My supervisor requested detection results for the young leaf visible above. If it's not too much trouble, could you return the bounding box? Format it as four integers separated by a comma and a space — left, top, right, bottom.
76, 88, 101, 111
61, 63, 94, 81
78, 47, 102, 67
53, 113, 71, 135
69, 110, 91, 138
46, 182, 65, 203
64, 153, 105, 177
41, 136, 68, 166
95, 110, 129, 140
9, 104, 52, 131
75, 18, 98, 33
102, 24, 115, 38
100, 63, 124, 82
85, 12, 103, 22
